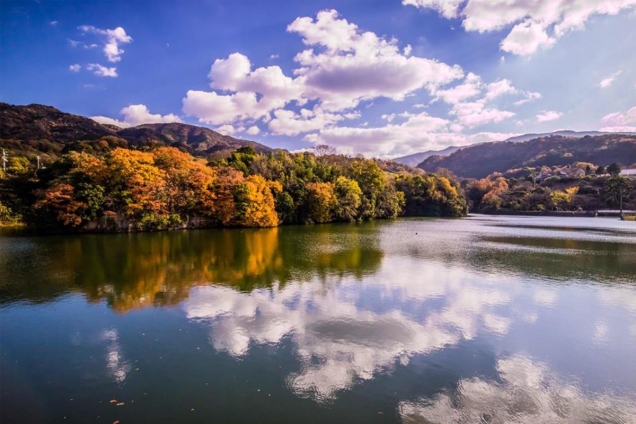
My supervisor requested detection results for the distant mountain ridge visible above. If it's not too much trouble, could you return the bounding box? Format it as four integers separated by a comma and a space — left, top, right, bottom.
418, 134, 636, 178
0, 102, 273, 159
392, 146, 462, 166
392, 131, 632, 167
503, 130, 616, 143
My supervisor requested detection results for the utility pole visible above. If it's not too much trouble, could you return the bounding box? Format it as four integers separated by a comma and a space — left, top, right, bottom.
1, 149, 6, 174
36, 155, 41, 171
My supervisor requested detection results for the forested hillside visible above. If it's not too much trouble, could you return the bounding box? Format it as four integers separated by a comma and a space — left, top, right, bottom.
418, 135, 636, 178
0, 103, 272, 162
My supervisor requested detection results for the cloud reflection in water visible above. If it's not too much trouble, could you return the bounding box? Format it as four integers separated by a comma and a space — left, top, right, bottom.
399, 354, 636, 424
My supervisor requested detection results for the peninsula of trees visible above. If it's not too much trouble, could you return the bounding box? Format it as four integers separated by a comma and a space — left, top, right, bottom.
0, 145, 467, 230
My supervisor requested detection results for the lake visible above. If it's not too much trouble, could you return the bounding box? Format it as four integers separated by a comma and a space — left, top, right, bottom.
1, 216, 636, 424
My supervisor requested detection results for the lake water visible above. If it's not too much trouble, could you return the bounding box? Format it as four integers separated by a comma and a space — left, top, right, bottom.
1, 216, 636, 424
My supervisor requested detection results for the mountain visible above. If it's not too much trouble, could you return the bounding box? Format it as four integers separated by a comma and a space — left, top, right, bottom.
0, 102, 273, 160
392, 131, 630, 167
392, 146, 461, 166
503, 130, 615, 143
418, 134, 636, 178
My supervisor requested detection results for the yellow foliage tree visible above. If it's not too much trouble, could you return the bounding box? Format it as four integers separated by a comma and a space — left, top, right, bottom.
306, 182, 337, 223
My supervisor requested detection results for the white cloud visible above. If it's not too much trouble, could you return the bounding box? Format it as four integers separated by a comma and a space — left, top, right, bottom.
485, 79, 518, 101
432, 72, 541, 112
69, 64, 81, 72
536, 110, 563, 122
600, 70, 623, 88
268, 108, 354, 136
86, 63, 118, 78
450, 101, 515, 127
245, 125, 261, 135
600, 106, 636, 131
513, 91, 541, 106
182, 90, 276, 126
400, 354, 636, 423
404, 0, 636, 55
402, 0, 463, 19
183, 10, 464, 126
215, 124, 239, 135
91, 104, 182, 128
500, 19, 556, 55
49, 20, 58, 26
78, 25, 132, 62
433, 72, 483, 104
304, 110, 518, 157
288, 10, 463, 110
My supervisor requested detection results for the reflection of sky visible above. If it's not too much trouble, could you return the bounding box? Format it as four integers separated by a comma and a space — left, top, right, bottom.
101, 328, 131, 383
184, 216, 636, 416
184, 259, 636, 402
399, 354, 636, 424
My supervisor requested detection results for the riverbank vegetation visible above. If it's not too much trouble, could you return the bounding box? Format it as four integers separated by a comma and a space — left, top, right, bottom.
0, 145, 467, 231
463, 162, 635, 213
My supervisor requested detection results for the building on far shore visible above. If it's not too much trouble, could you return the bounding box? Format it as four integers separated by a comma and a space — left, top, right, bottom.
622, 168, 636, 178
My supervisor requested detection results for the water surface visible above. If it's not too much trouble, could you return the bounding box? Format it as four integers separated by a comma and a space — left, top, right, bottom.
1, 216, 636, 423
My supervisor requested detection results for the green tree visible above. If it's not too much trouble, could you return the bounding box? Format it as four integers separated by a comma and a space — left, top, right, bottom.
607, 162, 621, 176
603, 176, 631, 214
334, 176, 362, 222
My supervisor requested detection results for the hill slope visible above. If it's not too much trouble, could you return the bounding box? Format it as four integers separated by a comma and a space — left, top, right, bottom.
393, 146, 461, 166
418, 134, 636, 178
0, 103, 273, 160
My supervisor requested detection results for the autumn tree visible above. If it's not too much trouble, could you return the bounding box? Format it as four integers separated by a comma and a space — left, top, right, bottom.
152, 147, 217, 218
233, 175, 281, 227
334, 176, 362, 222
306, 182, 337, 224
106, 148, 169, 228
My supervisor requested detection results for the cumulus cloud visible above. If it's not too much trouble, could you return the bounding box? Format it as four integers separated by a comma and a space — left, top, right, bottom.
268, 108, 357, 136
69, 64, 81, 72
400, 354, 636, 423
432, 72, 483, 104
536, 110, 563, 122
484, 79, 518, 101
600, 106, 636, 132
304, 111, 518, 156
78, 25, 132, 62
245, 125, 261, 135
181, 9, 544, 157
449, 101, 515, 127
600, 70, 623, 88
289, 10, 463, 109
403, 0, 636, 55
183, 10, 464, 127
91, 104, 181, 128
86, 63, 118, 78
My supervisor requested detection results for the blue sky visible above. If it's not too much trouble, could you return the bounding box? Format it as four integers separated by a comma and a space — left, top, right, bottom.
1, 0, 635, 157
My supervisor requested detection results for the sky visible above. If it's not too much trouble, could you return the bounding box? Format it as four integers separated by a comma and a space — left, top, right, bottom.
1, 0, 636, 158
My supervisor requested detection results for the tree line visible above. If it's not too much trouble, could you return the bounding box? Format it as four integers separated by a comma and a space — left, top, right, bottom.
0, 145, 468, 230
463, 162, 634, 213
